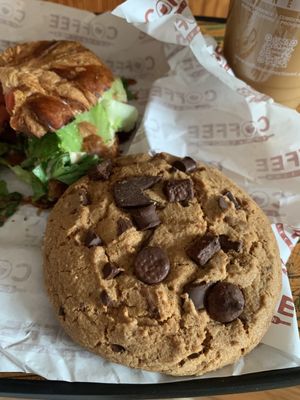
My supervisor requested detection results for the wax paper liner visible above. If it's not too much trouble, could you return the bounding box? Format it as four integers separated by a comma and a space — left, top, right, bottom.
0, 0, 299, 383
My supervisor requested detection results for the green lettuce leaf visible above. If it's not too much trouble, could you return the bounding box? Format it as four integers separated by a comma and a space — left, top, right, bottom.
0, 158, 47, 200
49, 153, 99, 185
0, 180, 8, 196
121, 78, 137, 101
55, 77, 138, 150
26, 134, 61, 163
0, 77, 136, 208
0, 142, 8, 156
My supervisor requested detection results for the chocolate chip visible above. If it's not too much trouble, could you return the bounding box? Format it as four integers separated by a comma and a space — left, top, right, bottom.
187, 234, 221, 266
172, 157, 197, 173
188, 352, 201, 359
113, 176, 160, 208
58, 306, 65, 319
185, 282, 213, 310
218, 196, 228, 210
111, 344, 126, 353
117, 218, 132, 236
102, 262, 123, 279
168, 166, 177, 173
205, 282, 245, 323
180, 199, 190, 207
88, 159, 113, 181
134, 247, 170, 285
164, 179, 194, 202
85, 230, 102, 247
100, 290, 113, 306
225, 191, 241, 209
219, 235, 243, 253
79, 188, 91, 206
130, 204, 160, 230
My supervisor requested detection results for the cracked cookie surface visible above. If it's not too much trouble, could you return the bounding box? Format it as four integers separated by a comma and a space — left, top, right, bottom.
44, 153, 281, 376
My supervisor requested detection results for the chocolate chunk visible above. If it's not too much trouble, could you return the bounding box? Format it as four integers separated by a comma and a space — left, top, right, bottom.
113, 176, 160, 208
79, 188, 91, 206
219, 235, 243, 253
134, 247, 170, 285
88, 159, 113, 181
100, 290, 113, 306
185, 282, 213, 310
111, 344, 126, 353
117, 218, 133, 236
114, 181, 152, 208
127, 176, 161, 189
130, 204, 160, 230
172, 157, 197, 173
85, 230, 102, 247
102, 262, 123, 279
225, 191, 241, 209
141, 230, 155, 249
187, 234, 221, 266
218, 195, 229, 210
164, 179, 194, 202
205, 282, 245, 323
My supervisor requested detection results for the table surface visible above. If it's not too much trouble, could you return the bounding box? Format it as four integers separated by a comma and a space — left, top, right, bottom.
43, 0, 231, 17
0, 1, 299, 398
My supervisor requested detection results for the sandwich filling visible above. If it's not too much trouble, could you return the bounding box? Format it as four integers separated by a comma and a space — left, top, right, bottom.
0, 41, 138, 206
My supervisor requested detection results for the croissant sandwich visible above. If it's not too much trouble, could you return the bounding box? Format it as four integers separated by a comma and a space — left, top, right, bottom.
0, 40, 138, 204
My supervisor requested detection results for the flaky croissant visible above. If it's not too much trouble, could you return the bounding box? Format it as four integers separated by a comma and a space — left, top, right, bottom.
0, 40, 114, 138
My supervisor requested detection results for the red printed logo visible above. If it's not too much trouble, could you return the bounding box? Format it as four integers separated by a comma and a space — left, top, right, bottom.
276, 223, 294, 250
0, 2, 25, 27
237, 86, 271, 103
106, 56, 155, 76
174, 15, 200, 44
256, 148, 300, 180
0, 259, 31, 282
292, 229, 300, 238
156, 1, 173, 16
150, 86, 217, 110
213, 47, 233, 74
241, 116, 269, 138
48, 15, 118, 46
144, 0, 187, 22
186, 117, 272, 147
272, 295, 295, 327
250, 190, 285, 218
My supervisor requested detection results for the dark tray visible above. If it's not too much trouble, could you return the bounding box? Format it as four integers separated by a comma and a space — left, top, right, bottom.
0, 367, 300, 399
1, 15, 300, 400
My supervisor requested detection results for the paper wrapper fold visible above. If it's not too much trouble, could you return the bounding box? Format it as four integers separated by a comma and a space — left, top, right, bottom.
0, 0, 299, 383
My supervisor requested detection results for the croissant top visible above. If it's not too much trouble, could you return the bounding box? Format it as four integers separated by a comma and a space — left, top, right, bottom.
0, 40, 114, 137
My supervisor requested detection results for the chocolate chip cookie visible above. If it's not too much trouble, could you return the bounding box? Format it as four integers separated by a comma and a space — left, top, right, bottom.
44, 153, 281, 376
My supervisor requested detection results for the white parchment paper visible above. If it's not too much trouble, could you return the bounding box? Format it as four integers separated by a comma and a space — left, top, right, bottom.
0, 0, 299, 383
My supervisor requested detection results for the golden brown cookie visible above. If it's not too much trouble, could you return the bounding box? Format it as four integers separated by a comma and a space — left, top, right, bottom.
43, 153, 281, 376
